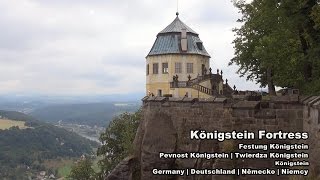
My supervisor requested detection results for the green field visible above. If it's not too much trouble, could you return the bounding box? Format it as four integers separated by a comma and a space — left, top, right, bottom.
43, 158, 74, 177
92, 156, 103, 172
58, 163, 73, 177
0, 119, 27, 130
56, 157, 101, 177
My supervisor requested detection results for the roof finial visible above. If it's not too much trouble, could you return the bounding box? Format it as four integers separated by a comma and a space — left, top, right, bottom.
176, 0, 179, 16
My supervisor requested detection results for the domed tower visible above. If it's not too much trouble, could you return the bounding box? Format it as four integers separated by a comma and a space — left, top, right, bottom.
146, 13, 228, 98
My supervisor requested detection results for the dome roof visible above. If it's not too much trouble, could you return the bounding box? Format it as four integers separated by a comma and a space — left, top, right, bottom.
147, 15, 210, 57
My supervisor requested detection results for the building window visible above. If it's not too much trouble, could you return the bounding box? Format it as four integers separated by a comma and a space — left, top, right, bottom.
187, 63, 193, 73
202, 64, 205, 75
153, 63, 158, 74
162, 63, 168, 74
175, 62, 182, 73
146, 64, 149, 75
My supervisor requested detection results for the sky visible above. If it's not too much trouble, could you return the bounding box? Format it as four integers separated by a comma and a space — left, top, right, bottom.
0, 0, 261, 96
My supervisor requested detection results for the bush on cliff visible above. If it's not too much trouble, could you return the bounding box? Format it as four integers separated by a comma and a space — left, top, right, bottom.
96, 110, 141, 178
67, 159, 96, 180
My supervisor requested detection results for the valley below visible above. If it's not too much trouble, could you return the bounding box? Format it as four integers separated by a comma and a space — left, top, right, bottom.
57, 123, 104, 143
0, 97, 141, 179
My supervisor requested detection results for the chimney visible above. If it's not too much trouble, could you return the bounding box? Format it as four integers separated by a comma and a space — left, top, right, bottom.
181, 28, 187, 52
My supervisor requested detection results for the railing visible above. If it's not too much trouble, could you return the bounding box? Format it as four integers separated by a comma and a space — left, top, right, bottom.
223, 84, 233, 94
170, 73, 223, 96
193, 84, 213, 96
171, 82, 215, 96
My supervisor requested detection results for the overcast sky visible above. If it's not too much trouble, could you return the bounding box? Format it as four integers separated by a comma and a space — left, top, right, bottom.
0, 0, 260, 96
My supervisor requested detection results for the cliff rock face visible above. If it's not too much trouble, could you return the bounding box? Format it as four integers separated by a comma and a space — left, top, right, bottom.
106, 156, 134, 180
107, 96, 320, 180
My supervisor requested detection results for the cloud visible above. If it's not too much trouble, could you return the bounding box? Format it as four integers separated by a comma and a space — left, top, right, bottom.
0, 0, 259, 96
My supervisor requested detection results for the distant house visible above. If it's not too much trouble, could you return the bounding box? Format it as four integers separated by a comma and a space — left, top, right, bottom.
39, 171, 46, 176
49, 174, 55, 179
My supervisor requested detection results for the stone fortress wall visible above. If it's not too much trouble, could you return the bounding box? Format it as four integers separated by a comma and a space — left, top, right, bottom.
107, 95, 320, 180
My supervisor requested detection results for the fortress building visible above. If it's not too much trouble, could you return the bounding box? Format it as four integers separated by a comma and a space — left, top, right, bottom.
108, 11, 319, 180
146, 13, 233, 98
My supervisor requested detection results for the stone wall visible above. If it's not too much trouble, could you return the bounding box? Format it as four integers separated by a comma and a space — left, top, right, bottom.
300, 96, 320, 178
107, 96, 320, 180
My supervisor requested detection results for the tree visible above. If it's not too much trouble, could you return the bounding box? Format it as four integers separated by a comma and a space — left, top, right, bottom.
68, 158, 95, 180
231, 0, 320, 94
312, 4, 320, 28
231, 0, 283, 94
96, 110, 141, 178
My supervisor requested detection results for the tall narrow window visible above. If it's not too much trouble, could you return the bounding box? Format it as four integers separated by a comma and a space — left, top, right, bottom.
187, 63, 193, 73
153, 63, 158, 74
202, 64, 205, 75
146, 64, 149, 75
162, 63, 168, 74
175, 62, 182, 73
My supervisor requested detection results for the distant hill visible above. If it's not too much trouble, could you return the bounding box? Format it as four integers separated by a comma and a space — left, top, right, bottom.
0, 110, 98, 179
30, 103, 140, 127
0, 110, 37, 122
0, 94, 143, 114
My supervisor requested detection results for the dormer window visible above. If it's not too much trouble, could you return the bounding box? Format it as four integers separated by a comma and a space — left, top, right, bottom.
196, 42, 203, 50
